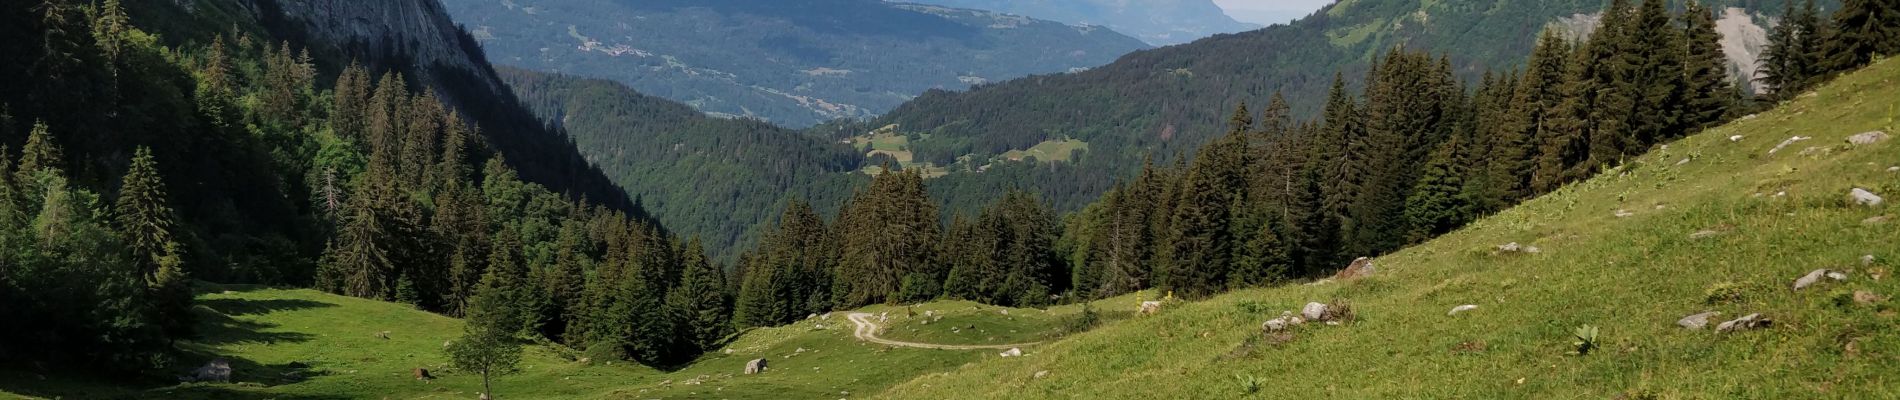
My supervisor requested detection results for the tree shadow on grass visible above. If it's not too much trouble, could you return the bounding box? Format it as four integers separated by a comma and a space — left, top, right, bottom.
188, 304, 317, 347
196, 297, 336, 317
0, 361, 344, 400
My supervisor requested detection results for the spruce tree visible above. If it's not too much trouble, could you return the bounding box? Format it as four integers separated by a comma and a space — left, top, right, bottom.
114, 147, 177, 281
1824, 0, 1900, 73
1680, 1, 1736, 132
666, 238, 732, 351
1403, 134, 1475, 243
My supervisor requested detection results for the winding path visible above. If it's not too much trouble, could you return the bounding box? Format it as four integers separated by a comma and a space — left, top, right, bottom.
845, 313, 1043, 350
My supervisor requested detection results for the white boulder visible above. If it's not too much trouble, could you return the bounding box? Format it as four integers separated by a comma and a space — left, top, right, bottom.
1447, 305, 1479, 316
1850, 188, 1883, 206
1769, 136, 1811, 155
1847, 131, 1890, 145
1301, 302, 1329, 321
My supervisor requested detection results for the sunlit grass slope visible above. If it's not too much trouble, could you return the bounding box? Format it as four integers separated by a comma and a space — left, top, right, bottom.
875, 58, 1900, 399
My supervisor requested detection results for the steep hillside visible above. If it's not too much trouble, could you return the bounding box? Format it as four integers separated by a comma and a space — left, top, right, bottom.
235, 0, 637, 210
441, 0, 1151, 127
874, 57, 1900, 399
855, 0, 1821, 217
498, 67, 865, 258
900, 0, 1261, 45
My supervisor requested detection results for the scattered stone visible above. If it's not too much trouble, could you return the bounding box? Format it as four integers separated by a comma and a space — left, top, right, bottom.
1888, 166, 1899, 172
1447, 305, 1479, 316
1138, 301, 1163, 315
1333, 257, 1376, 279
1033, 370, 1050, 379
807, 313, 818, 320
443, 339, 452, 348
375, 331, 391, 340
744, 359, 768, 375
1793, 269, 1847, 290
813, 324, 825, 330
413, 368, 434, 380
1304, 279, 1334, 286
1741, 114, 1759, 121
1615, 209, 1635, 218
821, 313, 833, 320
1301, 302, 1329, 321
1677, 311, 1721, 329
924, 310, 935, 318
1863, 255, 1876, 266
1261, 312, 1306, 332
1715, 313, 1772, 333
188, 359, 232, 383
999, 309, 1009, 316
1498, 242, 1521, 252
998, 348, 1023, 358
1797, 146, 1825, 156
1769, 136, 1811, 155
1728, 135, 1745, 142
1850, 188, 1883, 206
1675, 158, 1692, 166
1854, 290, 1885, 305
1847, 131, 1891, 145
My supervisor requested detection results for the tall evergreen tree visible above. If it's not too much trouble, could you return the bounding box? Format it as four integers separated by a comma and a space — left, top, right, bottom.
1824, 0, 1900, 72
1680, 1, 1736, 131
666, 238, 732, 351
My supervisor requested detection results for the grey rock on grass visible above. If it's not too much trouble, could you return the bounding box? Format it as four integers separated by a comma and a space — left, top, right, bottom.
1677, 311, 1721, 329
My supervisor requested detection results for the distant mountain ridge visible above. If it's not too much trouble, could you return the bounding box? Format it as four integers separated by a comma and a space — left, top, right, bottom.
899, 0, 1263, 45
441, 0, 1151, 127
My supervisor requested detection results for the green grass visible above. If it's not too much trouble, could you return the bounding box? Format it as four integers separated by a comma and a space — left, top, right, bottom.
858, 294, 1141, 346
999, 139, 1089, 164
1, 285, 1101, 399
872, 59, 1900, 399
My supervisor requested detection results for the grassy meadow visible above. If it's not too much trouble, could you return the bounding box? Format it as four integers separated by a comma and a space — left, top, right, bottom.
872, 58, 1900, 399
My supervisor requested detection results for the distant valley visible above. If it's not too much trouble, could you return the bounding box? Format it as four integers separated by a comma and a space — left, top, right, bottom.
443, 0, 1151, 127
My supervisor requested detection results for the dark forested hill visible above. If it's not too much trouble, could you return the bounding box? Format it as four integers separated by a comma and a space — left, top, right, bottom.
901, 0, 1262, 45
498, 67, 864, 259
440, 0, 1151, 128
849, 0, 1825, 217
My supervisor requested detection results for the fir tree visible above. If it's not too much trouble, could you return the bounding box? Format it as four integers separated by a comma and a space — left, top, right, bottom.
1680, 1, 1736, 132
1824, 0, 1900, 73
666, 239, 732, 351
114, 147, 177, 282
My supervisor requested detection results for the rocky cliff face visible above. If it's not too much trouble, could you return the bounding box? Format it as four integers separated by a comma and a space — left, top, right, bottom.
257, 0, 495, 92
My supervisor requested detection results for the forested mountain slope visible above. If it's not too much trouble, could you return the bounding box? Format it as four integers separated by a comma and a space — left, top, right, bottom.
853, 0, 1825, 216
499, 67, 866, 259
876, 53, 1900, 400
236, 0, 635, 210
899, 0, 1261, 45
442, 0, 1152, 127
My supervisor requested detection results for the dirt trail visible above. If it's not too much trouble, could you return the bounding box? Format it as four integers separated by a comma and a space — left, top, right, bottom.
845, 313, 1041, 350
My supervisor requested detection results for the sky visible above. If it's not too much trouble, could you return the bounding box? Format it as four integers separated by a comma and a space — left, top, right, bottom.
1213, 0, 1332, 26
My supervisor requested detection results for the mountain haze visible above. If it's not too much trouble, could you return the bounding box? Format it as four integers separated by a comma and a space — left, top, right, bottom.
900, 0, 1263, 45
442, 0, 1152, 127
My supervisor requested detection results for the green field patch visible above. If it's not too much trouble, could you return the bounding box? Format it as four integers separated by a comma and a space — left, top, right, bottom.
999, 138, 1089, 163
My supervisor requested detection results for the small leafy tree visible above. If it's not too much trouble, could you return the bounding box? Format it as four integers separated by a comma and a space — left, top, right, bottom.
448, 265, 525, 398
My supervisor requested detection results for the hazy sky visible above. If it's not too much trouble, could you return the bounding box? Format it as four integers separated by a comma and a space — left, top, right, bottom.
1213, 0, 1333, 26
